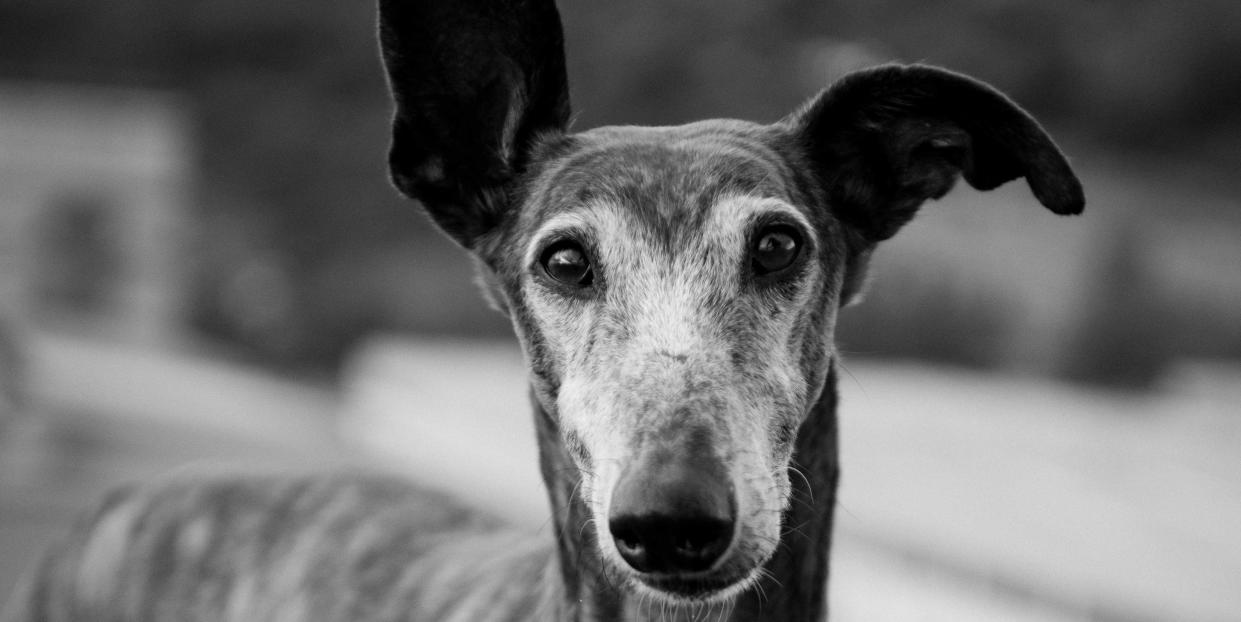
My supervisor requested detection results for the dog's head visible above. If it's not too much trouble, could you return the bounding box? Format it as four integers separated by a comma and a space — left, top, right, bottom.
379, 0, 1082, 605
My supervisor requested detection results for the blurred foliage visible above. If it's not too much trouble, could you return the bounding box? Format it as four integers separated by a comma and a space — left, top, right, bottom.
2, 0, 1239, 378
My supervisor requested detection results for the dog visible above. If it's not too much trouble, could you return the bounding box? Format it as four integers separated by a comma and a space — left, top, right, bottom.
1, 0, 1083, 620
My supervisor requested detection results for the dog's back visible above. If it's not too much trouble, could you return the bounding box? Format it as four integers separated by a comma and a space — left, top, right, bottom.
4, 472, 557, 622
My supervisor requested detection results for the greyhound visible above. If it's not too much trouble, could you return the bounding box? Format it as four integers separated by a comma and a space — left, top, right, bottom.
2, 0, 1083, 620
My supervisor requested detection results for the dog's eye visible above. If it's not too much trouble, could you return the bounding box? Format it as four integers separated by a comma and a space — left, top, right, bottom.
751, 226, 801, 275
541, 241, 594, 286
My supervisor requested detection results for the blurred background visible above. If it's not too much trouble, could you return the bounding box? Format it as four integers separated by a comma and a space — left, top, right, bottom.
0, 0, 1238, 620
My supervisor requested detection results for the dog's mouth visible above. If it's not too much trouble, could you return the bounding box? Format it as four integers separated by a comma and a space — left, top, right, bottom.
633, 569, 757, 602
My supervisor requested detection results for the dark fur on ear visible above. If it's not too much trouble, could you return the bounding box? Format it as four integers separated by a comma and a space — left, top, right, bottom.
790, 64, 1084, 242
378, 0, 571, 247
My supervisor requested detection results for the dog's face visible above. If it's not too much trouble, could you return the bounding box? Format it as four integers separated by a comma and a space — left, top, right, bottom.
476, 122, 849, 600
378, 0, 1082, 607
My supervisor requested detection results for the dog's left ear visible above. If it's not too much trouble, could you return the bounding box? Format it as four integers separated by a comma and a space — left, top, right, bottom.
788, 64, 1084, 243
378, 0, 571, 248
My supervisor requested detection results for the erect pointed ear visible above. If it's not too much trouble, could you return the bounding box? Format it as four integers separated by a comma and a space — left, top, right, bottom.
378, 0, 571, 248
788, 64, 1084, 243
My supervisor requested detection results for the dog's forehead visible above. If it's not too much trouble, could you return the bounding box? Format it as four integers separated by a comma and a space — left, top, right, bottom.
524, 120, 803, 234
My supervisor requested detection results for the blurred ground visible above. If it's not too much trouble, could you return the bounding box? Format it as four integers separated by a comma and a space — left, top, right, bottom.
2, 332, 1239, 621
0, 331, 351, 612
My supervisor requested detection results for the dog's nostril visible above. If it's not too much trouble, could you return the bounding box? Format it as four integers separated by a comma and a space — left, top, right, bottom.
667, 517, 732, 565
613, 527, 647, 564
613, 526, 643, 553
675, 531, 721, 558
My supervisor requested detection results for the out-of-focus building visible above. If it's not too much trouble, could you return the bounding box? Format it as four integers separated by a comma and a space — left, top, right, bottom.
0, 82, 193, 346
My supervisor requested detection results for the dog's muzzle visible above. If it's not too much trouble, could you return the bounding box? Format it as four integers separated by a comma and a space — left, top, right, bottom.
607, 444, 736, 582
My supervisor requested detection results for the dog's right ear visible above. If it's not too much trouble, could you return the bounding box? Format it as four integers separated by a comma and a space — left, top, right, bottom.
785, 64, 1083, 305
378, 0, 571, 248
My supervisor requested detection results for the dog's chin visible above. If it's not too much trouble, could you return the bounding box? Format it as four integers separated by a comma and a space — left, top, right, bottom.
626, 567, 760, 606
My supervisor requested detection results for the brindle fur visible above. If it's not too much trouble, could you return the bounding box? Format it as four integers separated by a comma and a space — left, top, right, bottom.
2, 1, 1083, 620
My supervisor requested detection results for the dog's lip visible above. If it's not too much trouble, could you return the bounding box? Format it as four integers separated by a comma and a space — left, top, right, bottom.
635, 570, 751, 600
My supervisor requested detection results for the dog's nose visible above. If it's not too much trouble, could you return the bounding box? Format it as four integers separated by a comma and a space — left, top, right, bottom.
608, 450, 735, 574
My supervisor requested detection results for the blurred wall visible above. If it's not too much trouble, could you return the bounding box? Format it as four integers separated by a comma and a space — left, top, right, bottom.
0, 83, 192, 345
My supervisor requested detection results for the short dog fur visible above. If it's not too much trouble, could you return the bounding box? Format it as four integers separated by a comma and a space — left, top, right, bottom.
2, 0, 1083, 620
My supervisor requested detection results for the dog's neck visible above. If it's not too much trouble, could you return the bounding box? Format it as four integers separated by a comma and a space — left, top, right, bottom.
533, 366, 841, 622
